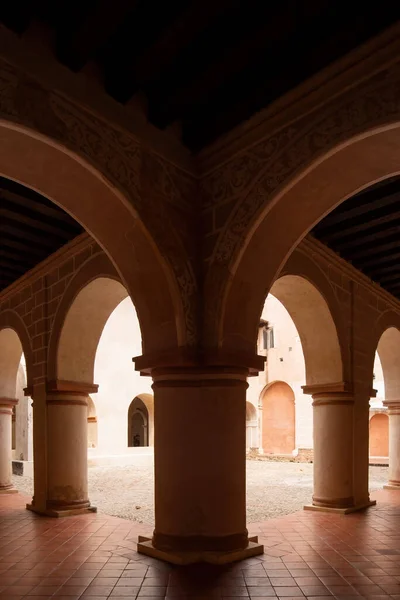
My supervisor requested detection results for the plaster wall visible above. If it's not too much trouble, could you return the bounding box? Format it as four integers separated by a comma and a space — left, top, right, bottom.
92, 297, 153, 457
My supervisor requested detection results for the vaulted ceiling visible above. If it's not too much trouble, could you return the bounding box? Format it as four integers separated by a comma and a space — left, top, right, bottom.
1, 1, 399, 151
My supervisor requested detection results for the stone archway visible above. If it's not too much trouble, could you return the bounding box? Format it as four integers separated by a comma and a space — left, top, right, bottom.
369, 413, 389, 458
269, 275, 343, 386
215, 126, 400, 359
56, 277, 129, 385
0, 122, 185, 356
128, 397, 149, 447
376, 327, 400, 401
261, 381, 295, 455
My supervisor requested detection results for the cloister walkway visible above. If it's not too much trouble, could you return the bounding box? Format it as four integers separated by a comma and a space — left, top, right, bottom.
1, 491, 400, 599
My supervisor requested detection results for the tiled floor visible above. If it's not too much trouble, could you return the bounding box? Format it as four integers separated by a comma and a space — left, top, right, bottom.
2, 491, 400, 599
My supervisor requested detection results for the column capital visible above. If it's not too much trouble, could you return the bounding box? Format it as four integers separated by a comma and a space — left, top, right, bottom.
46, 380, 98, 406
151, 365, 249, 389
46, 380, 98, 394
0, 397, 18, 414
383, 400, 400, 414
302, 381, 351, 395
134, 348, 265, 377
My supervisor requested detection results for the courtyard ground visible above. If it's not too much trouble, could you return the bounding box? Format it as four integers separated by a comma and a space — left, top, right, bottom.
12, 456, 388, 525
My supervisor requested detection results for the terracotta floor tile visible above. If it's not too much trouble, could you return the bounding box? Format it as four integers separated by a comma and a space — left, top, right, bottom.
4, 490, 400, 599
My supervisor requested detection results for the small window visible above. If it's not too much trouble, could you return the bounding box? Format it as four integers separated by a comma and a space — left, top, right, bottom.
263, 326, 275, 350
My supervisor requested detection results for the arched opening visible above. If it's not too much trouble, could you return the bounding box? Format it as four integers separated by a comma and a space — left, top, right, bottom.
0, 328, 24, 398
92, 297, 154, 456
376, 328, 400, 401
369, 414, 389, 458
218, 127, 400, 355
12, 356, 33, 464
0, 327, 32, 490
245, 402, 258, 450
261, 381, 295, 455
57, 278, 129, 384
128, 397, 149, 447
87, 397, 98, 448
269, 276, 343, 386
0, 124, 183, 354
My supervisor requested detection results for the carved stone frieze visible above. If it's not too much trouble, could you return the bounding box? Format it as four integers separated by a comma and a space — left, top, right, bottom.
210, 64, 400, 266
0, 58, 198, 346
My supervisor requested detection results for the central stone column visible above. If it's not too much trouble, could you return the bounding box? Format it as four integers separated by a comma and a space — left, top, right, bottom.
137, 366, 263, 564
303, 383, 375, 513
383, 401, 400, 489
27, 381, 97, 517
0, 397, 18, 494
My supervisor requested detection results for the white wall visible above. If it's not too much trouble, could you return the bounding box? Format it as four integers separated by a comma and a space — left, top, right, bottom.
247, 294, 310, 451
92, 297, 153, 456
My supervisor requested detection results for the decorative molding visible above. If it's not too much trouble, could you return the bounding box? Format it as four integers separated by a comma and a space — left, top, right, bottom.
383, 400, 400, 414
209, 61, 400, 267
0, 58, 199, 346
299, 236, 400, 316
302, 382, 352, 397
46, 380, 99, 395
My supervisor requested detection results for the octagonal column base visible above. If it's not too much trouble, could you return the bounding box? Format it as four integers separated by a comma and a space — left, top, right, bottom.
0, 485, 18, 494
384, 483, 400, 490
137, 535, 263, 565
26, 502, 97, 517
304, 499, 376, 514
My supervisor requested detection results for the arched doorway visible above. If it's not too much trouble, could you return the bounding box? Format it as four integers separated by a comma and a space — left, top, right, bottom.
261, 381, 295, 455
369, 414, 389, 458
245, 402, 258, 450
128, 397, 149, 447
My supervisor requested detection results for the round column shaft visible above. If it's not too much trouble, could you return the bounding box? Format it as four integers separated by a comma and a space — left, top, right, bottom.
0, 397, 18, 493
47, 390, 91, 513
384, 401, 400, 489
312, 391, 354, 509
137, 366, 263, 563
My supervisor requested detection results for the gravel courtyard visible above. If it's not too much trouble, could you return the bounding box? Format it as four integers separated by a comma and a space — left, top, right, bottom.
13, 456, 388, 525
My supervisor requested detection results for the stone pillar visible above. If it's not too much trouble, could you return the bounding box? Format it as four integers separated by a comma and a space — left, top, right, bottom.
383, 401, 400, 489
303, 383, 374, 513
0, 397, 18, 493
27, 381, 97, 517
137, 367, 264, 564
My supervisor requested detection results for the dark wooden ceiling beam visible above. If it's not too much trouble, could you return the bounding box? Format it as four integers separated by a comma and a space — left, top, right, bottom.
0, 235, 48, 258
368, 262, 400, 278
0, 206, 75, 239
0, 261, 27, 276
351, 250, 400, 271
56, 0, 136, 72
376, 272, 400, 285
1, 189, 80, 225
319, 211, 400, 246
0, 248, 37, 269
0, 221, 64, 249
347, 238, 400, 262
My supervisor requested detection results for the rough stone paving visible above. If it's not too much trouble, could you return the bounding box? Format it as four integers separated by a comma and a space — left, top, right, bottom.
12, 457, 388, 525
